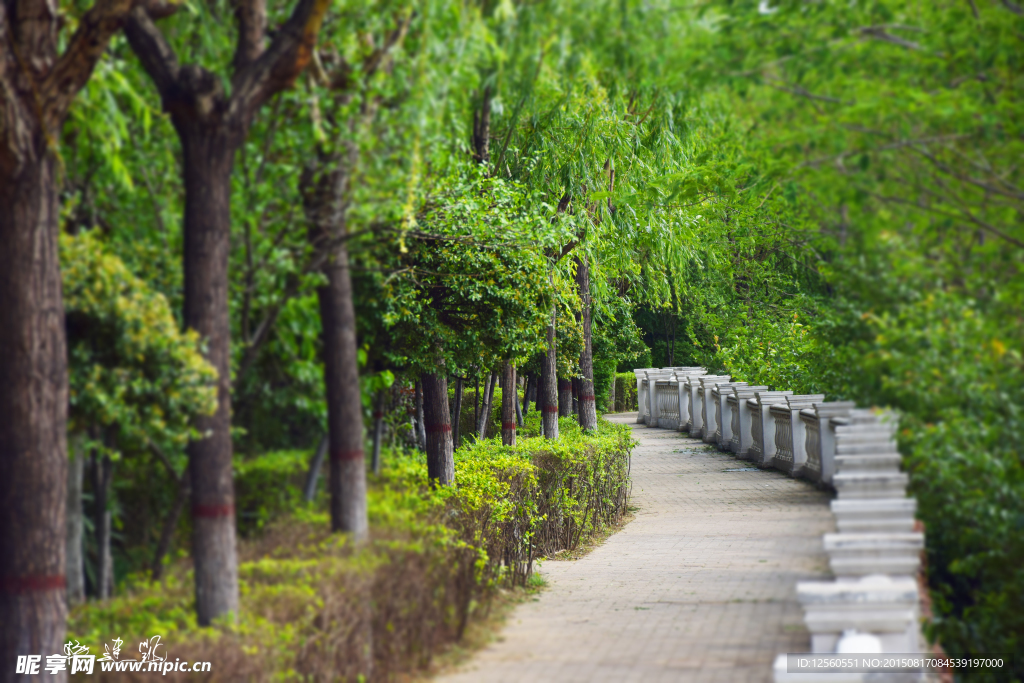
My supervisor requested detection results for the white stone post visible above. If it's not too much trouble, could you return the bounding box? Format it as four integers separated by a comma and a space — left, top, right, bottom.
698, 376, 731, 442
633, 368, 655, 423
729, 386, 768, 457
711, 381, 748, 449
771, 394, 824, 476
749, 391, 792, 467
804, 401, 856, 485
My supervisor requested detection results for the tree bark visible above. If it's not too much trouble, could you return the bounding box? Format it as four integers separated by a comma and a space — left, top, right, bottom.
0, 152, 70, 678
542, 309, 560, 440
179, 130, 242, 625
316, 238, 368, 540
522, 374, 532, 417
421, 373, 454, 485
371, 392, 386, 475
477, 371, 496, 440
303, 435, 328, 503
151, 474, 190, 581
558, 378, 573, 417
90, 450, 114, 600
1, 0, 135, 661
515, 376, 524, 427
66, 441, 85, 607
414, 381, 426, 450
125, 0, 332, 624
452, 378, 464, 450
575, 255, 598, 430
500, 363, 517, 446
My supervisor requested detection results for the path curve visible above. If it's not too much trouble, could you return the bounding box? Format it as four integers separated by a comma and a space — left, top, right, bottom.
437, 413, 835, 683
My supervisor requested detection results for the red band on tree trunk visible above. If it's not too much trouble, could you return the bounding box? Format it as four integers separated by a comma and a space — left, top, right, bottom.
372, 412, 383, 419
543, 406, 559, 413
331, 449, 365, 462
425, 424, 452, 434
0, 575, 66, 593
192, 503, 235, 518
580, 395, 596, 402
501, 422, 517, 430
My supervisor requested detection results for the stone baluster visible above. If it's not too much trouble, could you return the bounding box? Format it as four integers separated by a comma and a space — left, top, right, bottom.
675, 369, 707, 434
695, 376, 731, 440
710, 381, 749, 448
728, 386, 769, 458
801, 401, 856, 485
748, 391, 792, 467
825, 410, 923, 579
773, 408, 926, 678
633, 368, 654, 424
771, 394, 825, 476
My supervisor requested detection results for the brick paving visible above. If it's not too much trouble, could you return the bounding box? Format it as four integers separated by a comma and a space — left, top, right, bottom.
436, 413, 835, 683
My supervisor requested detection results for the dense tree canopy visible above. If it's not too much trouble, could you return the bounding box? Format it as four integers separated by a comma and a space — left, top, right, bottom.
0, 0, 1019, 676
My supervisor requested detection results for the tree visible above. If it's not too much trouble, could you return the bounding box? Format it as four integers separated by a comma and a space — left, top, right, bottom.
122, 0, 330, 624
0, 0, 137, 670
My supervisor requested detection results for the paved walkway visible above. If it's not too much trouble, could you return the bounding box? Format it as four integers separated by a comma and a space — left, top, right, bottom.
438, 413, 835, 683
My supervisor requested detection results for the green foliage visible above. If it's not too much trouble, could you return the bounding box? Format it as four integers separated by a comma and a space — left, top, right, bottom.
68, 418, 633, 681
62, 231, 217, 455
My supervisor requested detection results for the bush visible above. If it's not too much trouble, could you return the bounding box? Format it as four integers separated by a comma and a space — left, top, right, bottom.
69, 417, 633, 682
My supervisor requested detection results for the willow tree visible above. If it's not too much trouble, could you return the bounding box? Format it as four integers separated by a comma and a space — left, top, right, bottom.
379, 170, 552, 483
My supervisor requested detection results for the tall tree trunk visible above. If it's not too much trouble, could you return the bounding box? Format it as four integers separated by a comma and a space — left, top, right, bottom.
575, 255, 598, 430
180, 131, 241, 625
477, 372, 496, 439
0, 152, 69, 674
557, 379, 572, 417
542, 309, 560, 440
151, 474, 190, 581
66, 440, 85, 607
125, 0, 333, 623
515, 376, 524, 427
500, 363, 517, 446
452, 378, 464, 450
414, 381, 425, 450
303, 435, 328, 503
371, 392, 386, 475
421, 373, 454, 485
91, 451, 114, 600
522, 374, 533, 417
485, 372, 498, 438
316, 238, 368, 541
1, 0, 134, 663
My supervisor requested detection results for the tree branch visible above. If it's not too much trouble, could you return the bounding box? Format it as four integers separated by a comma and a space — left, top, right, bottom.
228, 0, 330, 122
232, 0, 267, 73
41, 0, 137, 127
123, 5, 181, 98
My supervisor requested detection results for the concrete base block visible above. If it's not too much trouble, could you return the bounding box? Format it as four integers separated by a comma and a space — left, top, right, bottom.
823, 533, 924, 578
832, 498, 917, 534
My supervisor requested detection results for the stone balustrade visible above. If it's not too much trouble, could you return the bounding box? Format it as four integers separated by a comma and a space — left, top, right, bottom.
771, 409, 925, 680
694, 375, 731, 440
633, 368, 656, 424
710, 381, 749, 447
675, 370, 708, 434
727, 386, 768, 456
621, 368, 927, 673
771, 395, 825, 476
654, 378, 680, 430
747, 391, 793, 467
801, 401, 856, 485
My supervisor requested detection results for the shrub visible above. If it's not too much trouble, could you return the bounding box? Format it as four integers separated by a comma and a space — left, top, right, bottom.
69, 417, 633, 682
